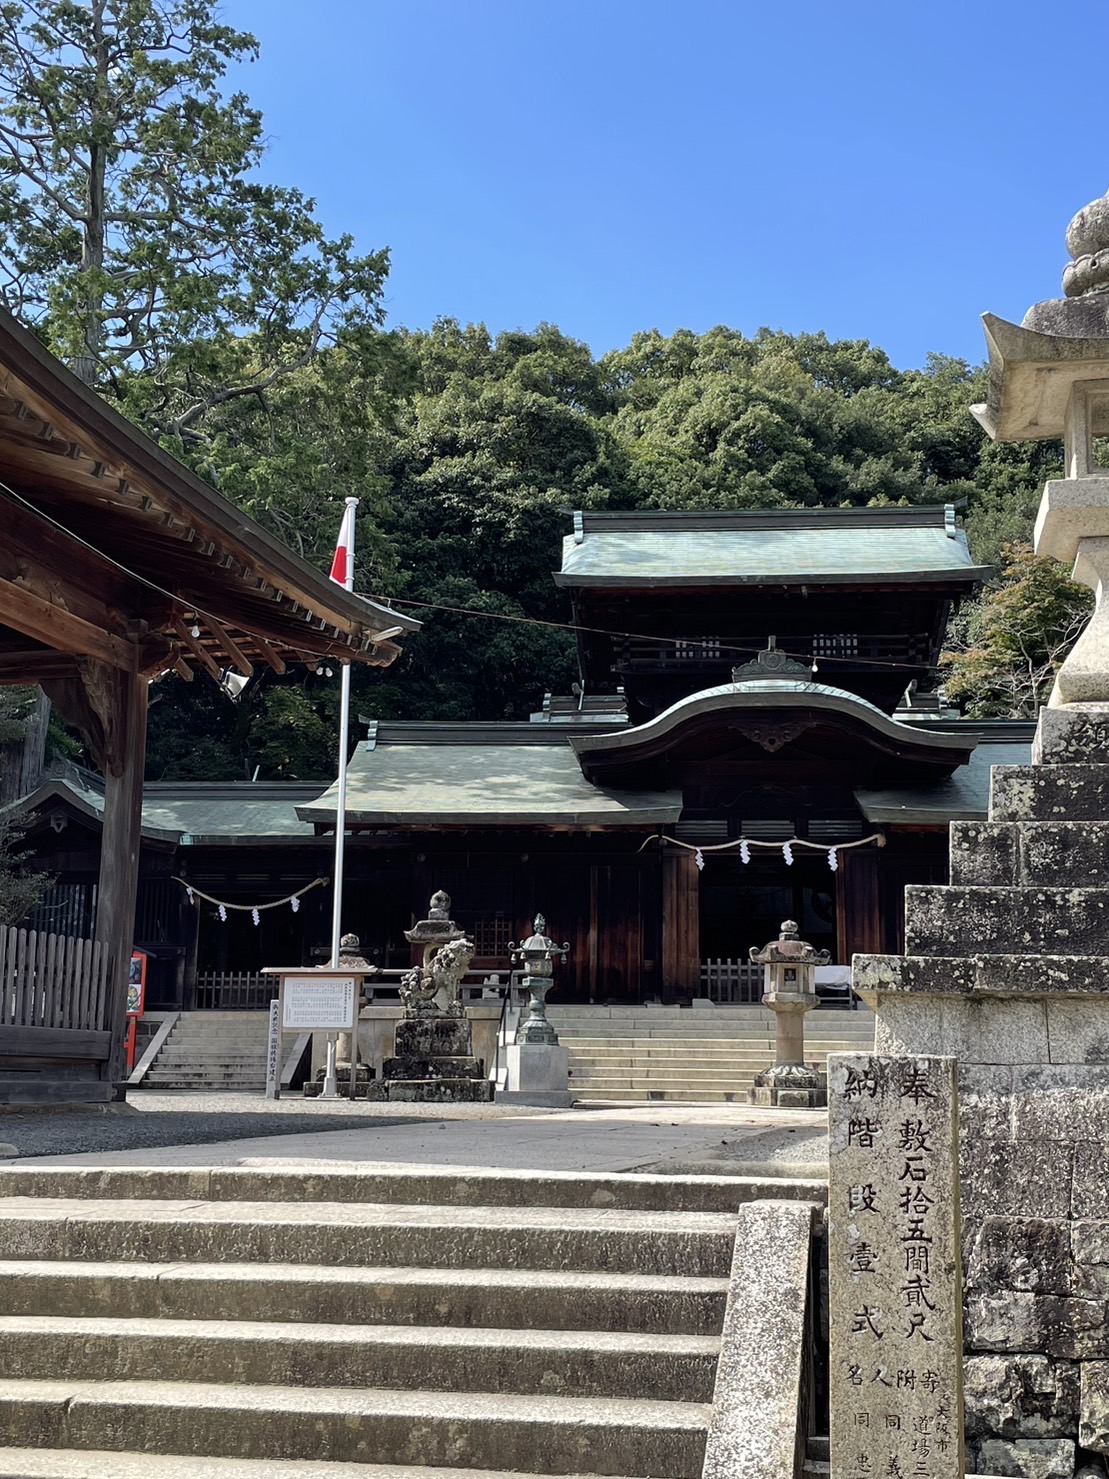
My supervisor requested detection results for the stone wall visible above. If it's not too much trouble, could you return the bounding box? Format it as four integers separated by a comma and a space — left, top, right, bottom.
854, 707, 1109, 1479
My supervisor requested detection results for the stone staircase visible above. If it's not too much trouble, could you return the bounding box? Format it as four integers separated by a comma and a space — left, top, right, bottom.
137, 1011, 270, 1091
0, 1164, 828, 1476
548, 1005, 875, 1103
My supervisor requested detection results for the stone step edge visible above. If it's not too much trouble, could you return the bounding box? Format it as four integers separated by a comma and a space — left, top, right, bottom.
0, 1314, 721, 1359
0, 1449, 634, 1479
0, 1166, 826, 1212
0, 1378, 714, 1428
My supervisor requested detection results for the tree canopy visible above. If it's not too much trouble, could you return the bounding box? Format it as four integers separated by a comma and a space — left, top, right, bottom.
0, 2, 1073, 777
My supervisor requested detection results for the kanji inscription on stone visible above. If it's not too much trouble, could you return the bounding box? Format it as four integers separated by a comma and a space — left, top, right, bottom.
828, 1054, 964, 1479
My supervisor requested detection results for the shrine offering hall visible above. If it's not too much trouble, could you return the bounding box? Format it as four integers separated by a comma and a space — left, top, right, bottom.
13, 506, 1030, 1009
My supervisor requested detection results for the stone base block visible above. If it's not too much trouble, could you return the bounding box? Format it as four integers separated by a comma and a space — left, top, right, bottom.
964, 1355, 1079, 1440
1033, 704, 1109, 765
975, 1437, 1075, 1478
749, 1084, 826, 1109
495, 1089, 573, 1106
505, 1042, 569, 1096
381, 1078, 493, 1103
991, 764, 1109, 823
302, 1079, 384, 1099
382, 1055, 485, 1082
395, 1017, 472, 1059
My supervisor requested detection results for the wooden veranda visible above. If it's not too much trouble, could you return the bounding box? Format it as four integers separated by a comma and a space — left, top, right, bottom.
0, 307, 417, 1103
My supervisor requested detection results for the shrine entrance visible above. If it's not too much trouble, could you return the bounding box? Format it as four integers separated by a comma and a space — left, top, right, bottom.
699, 854, 838, 966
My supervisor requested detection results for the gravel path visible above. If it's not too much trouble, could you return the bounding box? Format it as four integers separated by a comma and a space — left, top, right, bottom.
0, 1092, 545, 1160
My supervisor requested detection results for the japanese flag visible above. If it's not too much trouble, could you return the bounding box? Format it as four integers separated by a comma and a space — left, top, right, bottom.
329, 501, 356, 589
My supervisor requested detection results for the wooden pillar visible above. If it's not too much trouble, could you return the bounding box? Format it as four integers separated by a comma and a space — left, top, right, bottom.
661, 848, 700, 999
94, 669, 148, 1088
835, 846, 882, 963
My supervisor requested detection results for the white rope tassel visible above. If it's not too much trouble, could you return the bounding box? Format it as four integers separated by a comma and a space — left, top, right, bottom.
740, 839, 751, 864
291, 896, 300, 913
218, 904, 227, 923
828, 847, 839, 872
694, 849, 705, 871
782, 842, 794, 866
251, 908, 261, 927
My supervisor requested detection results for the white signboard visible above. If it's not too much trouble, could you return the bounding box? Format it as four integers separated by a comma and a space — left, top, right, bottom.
265, 999, 280, 1099
281, 975, 357, 1031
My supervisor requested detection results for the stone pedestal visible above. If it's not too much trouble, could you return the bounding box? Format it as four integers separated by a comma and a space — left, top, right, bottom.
380, 1012, 493, 1103
749, 990, 827, 1108
498, 1041, 572, 1107
853, 704, 1109, 1472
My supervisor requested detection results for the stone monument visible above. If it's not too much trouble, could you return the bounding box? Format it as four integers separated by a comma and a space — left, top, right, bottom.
827, 1053, 964, 1479
748, 920, 829, 1109
854, 184, 1109, 1473
379, 891, 493, 1102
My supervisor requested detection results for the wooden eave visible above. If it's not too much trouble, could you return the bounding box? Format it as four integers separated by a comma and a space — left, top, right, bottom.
0, 308, 418, 683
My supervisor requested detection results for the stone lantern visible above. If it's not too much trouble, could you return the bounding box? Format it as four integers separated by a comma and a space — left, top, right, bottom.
499, 913, 572, 1106
971, 184, 1109, 723
748, 919, 830, 1108
509, 913, 569, 1045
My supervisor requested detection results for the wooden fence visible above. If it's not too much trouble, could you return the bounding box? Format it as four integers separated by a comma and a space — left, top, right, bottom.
194, 971, 275, 1011
699, 958, 765, 1003
0, 926, 110, 1031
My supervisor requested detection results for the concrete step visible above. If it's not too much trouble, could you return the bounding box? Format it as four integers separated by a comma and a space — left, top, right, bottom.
0, 1165, 826, 1214
0, 1380, 711, 1476
0, 1455, 634, 1479
0, 1199, 738, 1277
0, 1261, 730, 1334
0, 1316, 719, 1401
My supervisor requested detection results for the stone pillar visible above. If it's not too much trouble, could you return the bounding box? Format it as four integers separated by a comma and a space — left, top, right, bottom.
853, 708, 1109, 1474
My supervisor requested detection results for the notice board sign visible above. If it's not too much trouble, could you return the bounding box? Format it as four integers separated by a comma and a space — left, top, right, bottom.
280, 974, 357, 1032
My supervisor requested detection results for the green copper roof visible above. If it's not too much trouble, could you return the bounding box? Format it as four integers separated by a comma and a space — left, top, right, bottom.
555, 507, 988, 588
854, 742, 1032, 824
297, 739, 682, 828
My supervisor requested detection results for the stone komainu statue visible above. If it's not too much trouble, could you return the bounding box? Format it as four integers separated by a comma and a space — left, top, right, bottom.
400, 935, 474, 1018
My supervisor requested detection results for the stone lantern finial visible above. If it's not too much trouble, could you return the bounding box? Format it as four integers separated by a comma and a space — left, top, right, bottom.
1022, 186, 1109, 338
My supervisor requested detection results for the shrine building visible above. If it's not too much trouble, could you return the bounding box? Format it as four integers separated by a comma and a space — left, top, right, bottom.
10, 504, 1033, 1010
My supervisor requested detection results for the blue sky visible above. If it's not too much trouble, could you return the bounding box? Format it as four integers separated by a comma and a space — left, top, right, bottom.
225, 0, 1108, 371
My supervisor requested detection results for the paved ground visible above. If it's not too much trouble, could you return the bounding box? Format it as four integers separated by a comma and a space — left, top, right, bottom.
0, 1091, 828, 1174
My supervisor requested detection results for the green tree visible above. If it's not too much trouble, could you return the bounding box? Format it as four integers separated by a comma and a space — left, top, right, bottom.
0, 809, 51, 925
941, 545, 1092, 716
0, 0, 389, 456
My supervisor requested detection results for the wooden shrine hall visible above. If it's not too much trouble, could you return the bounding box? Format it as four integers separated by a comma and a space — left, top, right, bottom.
11, 503, 1032, 1013
0, 307, 417, 1102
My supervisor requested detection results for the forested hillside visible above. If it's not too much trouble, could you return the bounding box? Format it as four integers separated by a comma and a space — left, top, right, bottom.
0, 1, 1079, 786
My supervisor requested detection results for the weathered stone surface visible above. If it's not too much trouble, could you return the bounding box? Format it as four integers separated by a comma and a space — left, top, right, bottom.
965, 1292, 1109, 1359
1033, 704, 1109, 764
1072, 1221, 1109, 1268
828, 1054, 963, 1478
857, 951, 1109, 999
960, 1139, 1072, 1222
905, 885, 1109, 957
1080, 1359, 1109, 1454
964, 1219, 1073, 1297
701, 1200, 811, 1479
958, 1065, 1017, 1142
950, 821, 1019, 886
1046, 999, 1109, 1064
1073, 1143, 1109, 1219
381, 1056, 485, 1082
975, 1436, 1076, 1477
873, 994, 1048, 1064
964, 1355, 1079, 1439
991, 764, 1109, 822
394, 1018, 473, 1059
1020, 821, 1109, 886
1010, 1064, 1109, 1142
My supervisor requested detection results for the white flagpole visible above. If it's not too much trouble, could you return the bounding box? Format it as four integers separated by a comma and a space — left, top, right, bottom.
320, 497, 358, 1101
329, 496, 359, 967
